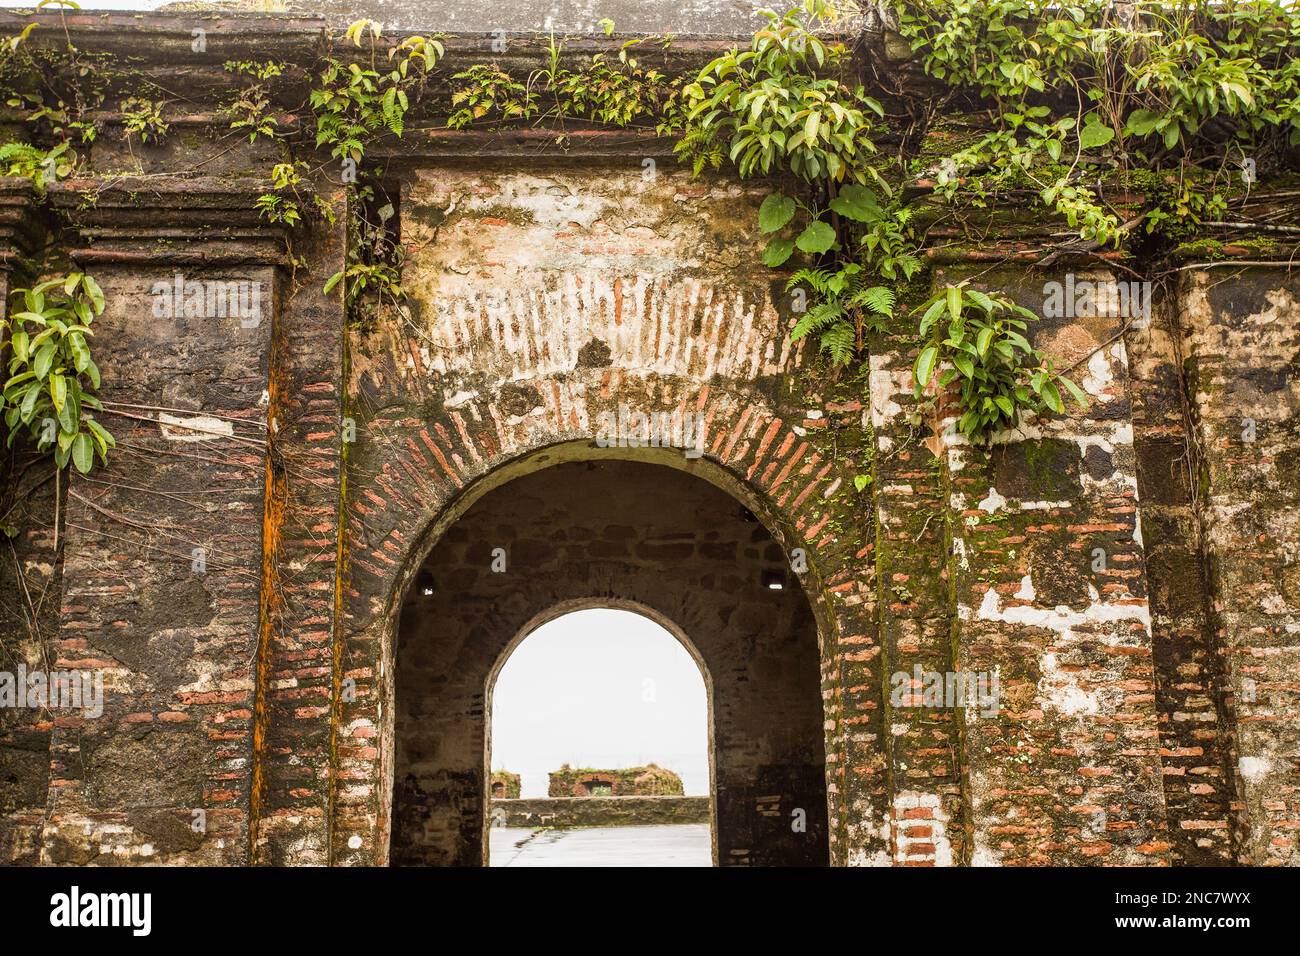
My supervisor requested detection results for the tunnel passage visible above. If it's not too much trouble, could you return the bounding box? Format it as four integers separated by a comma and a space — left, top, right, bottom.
390, 458, 829, 866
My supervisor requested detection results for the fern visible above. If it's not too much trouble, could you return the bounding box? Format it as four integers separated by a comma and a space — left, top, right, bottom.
785, 267, 837, 296
791, 301, 846, 342
821, 323, 856, 365
851, 284, 895, 316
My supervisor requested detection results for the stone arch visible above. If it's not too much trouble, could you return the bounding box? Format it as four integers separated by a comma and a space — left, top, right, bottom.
326, 368, 866, 864
381, 452, 833, 866
323, 160, 887, 865
483, 598, 718, 860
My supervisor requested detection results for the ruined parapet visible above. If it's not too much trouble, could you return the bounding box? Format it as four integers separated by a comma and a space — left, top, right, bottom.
548, 764, 685, 798
494, 795, 709, 828
490, 771, 521, 799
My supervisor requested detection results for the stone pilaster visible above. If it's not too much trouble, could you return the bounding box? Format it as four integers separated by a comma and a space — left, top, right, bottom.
38, 178, 286, 864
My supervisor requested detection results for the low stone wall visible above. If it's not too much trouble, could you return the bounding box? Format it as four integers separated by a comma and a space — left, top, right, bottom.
490, 796, 711, 829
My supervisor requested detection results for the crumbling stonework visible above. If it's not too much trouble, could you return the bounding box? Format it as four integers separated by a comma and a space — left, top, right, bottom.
492, 795, 709, 828
0, 8, 1296, 869
548, 764, 684, 798
490, 771, 521, 799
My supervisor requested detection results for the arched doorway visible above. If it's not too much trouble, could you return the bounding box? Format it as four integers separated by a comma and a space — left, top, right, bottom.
487, 607, 712, 865
388, 457, 830, 865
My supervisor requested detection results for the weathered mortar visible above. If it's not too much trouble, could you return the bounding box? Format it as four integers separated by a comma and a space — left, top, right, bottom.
1177, 269, 1300, 866
0, 10, 1295, 869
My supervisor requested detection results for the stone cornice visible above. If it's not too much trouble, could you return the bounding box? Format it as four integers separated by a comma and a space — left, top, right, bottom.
0, 176, 42, 268
47, 175, 289, 265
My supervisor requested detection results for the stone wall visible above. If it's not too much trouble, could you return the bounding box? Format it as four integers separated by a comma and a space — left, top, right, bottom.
548, 765, 684, 798
0, 10, 1296, 869
491, 795, 710, 828
490, 771, 521, 799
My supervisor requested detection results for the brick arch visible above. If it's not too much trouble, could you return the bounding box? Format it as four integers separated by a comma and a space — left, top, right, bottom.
328, 372, 864, 865
384, 455, 831, 866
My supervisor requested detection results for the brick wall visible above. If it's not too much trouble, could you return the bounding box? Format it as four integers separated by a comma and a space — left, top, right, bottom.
0, 20, 1295, 869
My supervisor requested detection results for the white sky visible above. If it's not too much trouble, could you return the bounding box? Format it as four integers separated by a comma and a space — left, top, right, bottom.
491, 608, 710, 798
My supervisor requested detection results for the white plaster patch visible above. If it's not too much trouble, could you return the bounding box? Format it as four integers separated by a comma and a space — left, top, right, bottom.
892, 792, 953, 866
848, 847, 892, 867
1019, 499, 1073, 511
868, 353, 906, 427
1038, 651, 1100, 716
158, 413, 234, 442
952, 535, 970, 571
1014, 575, 1036, 601
976, 585, 1152, 717
971, 843, 1003, 867
481, 179, 609, 229
1081, 348, 1116, 399
978, 487, 1007, 514
1238, 755, 1273, 782
978, 582, 1150, 631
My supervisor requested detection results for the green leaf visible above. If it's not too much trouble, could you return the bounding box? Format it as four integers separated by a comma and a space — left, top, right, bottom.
49, 372, 66, 413
828, 183, 882, 223
57, 392, 76, 434
323, 271, 344, 295
913, 345, 939, 390
1124, 108, 1163, 138
33, 343, 55, 379
853, 474, 871, 493
1060, 375, 1089, 409
82, 275, 105, 314
86, 417, 116, 456
1041, 379, 1064, 413
946, 285, 962, 322
762, 236, 795, 267
71, 431, 93, 474
19, 383, 39, 423
795, 220, 837, 255
69, 332, 91, 373
758, 192, 796, 233
1079, 113, 1114, 149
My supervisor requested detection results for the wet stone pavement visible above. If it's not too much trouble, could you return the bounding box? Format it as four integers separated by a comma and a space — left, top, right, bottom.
488, 824, 712, 866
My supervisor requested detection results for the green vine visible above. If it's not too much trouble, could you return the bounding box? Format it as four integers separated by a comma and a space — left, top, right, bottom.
4, 0, 1300, 455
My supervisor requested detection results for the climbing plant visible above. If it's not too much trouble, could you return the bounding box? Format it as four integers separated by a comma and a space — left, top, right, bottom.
2, 273, 114, 474
2, 0, 1300, 460
674, 0, 1090, 441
